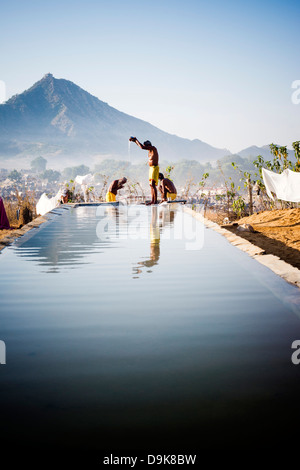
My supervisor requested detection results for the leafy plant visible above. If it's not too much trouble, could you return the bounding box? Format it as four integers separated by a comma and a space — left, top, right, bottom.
218, 162, 239, 216
292, 141, 300, 170
231, 162, 254, 214
65, 179, 75, 202
232, 196, 246, 218
165, 165, 174, 180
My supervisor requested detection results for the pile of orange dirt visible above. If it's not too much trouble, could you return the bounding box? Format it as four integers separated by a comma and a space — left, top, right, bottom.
222, 208, 300, 270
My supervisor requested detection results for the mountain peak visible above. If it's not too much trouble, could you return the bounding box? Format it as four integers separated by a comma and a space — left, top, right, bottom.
41, 72, 54, 84
0, 74, 231, 163
35, 72, 55, 89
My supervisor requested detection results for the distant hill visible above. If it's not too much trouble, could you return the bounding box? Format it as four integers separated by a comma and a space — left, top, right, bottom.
0, 74, 231, 167
237, 145, 295, 161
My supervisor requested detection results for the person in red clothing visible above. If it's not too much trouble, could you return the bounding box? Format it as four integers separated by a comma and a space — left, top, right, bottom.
0, 196, 10, 229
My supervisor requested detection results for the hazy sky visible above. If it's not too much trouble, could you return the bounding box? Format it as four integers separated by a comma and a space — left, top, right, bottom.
1, 0, 299, 152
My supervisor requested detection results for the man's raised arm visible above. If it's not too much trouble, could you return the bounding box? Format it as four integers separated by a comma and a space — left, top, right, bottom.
129, 137, 147, 150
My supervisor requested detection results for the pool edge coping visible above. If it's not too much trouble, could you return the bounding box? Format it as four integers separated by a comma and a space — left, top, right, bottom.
0, 214, 50, 252
184, 206, 300, 290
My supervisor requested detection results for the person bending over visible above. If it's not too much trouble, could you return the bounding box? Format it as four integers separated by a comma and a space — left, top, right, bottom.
158, 173, 177, 202
60, 188, 69, 204
106, 177, 127, 202
130, 137, 159, 204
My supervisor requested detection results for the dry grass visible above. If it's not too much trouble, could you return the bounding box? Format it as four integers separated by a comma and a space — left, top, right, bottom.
2, 190, 37, 230
204, 207, 237, 225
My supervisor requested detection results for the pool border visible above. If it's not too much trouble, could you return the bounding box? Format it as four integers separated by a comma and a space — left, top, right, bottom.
184, 206, 300, 289
0, 213, 50, 252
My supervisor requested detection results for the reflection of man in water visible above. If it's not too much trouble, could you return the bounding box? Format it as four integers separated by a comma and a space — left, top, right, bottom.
132, 206, 177, 278
159, 206, 175, 226
106, 177, 127, 202
149, 206, 160, 266
133, 206, 160, 276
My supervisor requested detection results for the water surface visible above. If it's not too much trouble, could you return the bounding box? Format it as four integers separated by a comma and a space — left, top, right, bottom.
0, 204, 300, 454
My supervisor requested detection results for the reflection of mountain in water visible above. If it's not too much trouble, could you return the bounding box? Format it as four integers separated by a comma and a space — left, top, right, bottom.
13, 205, 177, 275
133, 206, 176, 278
14, 206, 116, 273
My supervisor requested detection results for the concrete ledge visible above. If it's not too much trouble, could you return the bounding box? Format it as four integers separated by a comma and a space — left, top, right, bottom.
0, 214, 49, 252
184, 206, 300, 289
73, 202, 119, 207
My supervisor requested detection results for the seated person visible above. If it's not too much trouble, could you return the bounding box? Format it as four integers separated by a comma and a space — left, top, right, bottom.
60, 188, 69, 204
158, 173, 177, 202
106, 177, 127, 202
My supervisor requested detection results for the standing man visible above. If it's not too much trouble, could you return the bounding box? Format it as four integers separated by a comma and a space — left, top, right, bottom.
130, 137, 159, 204
106, 177, 127, 202
158, 173, 177, 202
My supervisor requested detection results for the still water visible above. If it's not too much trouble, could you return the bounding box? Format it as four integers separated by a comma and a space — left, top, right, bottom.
0, 204, 300, 454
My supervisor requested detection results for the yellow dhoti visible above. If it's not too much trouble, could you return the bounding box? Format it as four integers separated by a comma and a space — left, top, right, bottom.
149, 165, 159, 185
106, 191, 116, 202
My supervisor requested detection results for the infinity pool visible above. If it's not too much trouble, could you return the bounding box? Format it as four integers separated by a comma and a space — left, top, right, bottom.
0, 204, 300, 456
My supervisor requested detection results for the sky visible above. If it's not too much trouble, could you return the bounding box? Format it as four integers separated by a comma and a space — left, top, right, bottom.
0, 0, 299, 153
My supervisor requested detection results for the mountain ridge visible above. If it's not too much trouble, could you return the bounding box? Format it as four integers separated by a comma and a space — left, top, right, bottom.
0, 74, 294, 168
0, 74, 231, 165
237, 144, 295, 161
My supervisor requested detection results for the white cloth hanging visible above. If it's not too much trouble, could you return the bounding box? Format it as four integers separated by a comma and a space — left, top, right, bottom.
74, 174, 94, 202
36, 189, 66, 215
262, 168, 300, 203
74, 174, 94, 185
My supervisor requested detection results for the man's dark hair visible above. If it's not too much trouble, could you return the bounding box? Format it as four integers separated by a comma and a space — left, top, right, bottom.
159, 173, 164, 180
143, 140, 152, 146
